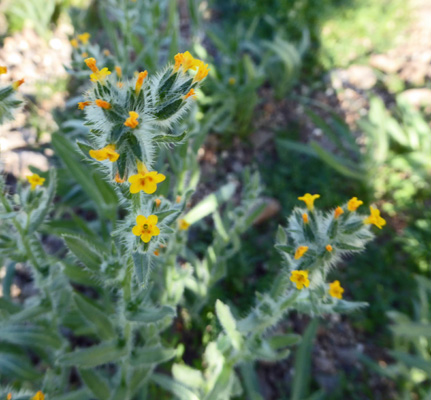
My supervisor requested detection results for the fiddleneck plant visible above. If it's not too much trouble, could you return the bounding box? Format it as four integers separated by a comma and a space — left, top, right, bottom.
0, 51, 386, 399
0, 66, 24, 124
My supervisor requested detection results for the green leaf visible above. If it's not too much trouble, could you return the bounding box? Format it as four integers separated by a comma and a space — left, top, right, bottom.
28, 168, 57, 234
132, 252, 151, 285
126, 305, 176, 323
154, 99, 183, 120
215, 300, 243, 350
131, 345, 177, 366
389, 350, 431, 374
269, 333, 302, 349
0, 352, 41, 380
76, 141, 93, 158
63, 234, 103, 272
391, 323, 431, 338
51, 133, 116, 216
74, 293, 116, 340
0, 325, 62, 349
291, 319, 318, 400
79, 368, 111, 399
152, 373, 200, 400
184, 182, 237, 224
172, 364, 204, 389
128, 133, 143, 161
57, 341, 128, 368
153, 131, 187, 143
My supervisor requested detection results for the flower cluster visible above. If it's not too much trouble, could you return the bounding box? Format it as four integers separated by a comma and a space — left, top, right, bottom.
278, 194, 386, 311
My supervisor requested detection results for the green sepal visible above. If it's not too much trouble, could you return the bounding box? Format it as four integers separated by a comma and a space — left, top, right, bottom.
154, 99, 183, 120
128, 133, 143, 161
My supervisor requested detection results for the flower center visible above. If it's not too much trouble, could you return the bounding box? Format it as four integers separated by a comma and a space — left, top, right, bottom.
143, 224, 149, 230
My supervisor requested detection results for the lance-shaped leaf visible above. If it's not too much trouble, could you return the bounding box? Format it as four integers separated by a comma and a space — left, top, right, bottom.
63, 235, 103, 272
132, 252, 152, 285
0, 352, 41, 380
79, 368, 111, 399
152, 373, 200, 400
215, 300, 243, 350
0, 325, 62, 349
172, 364, 204, 389
126, 305, 176, 323
74, 293, 116, 340
57, 341, 128, 368
131, 345, 177, 366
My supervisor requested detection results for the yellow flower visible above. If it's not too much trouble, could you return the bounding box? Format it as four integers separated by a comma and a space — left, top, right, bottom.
0, 66, 7, 74
128, 171, 166, 194
115, 66, 122, 78
178, 219, 190, 231
135, 71, 148, 93
173, 53, 185, 72
78, 32, 91, 45
193, 60, 210, 82
103, 49, 111, 56
132, 215, 160, 243
78, 101, 92, 110
124, 111, 139, 129
184, 88, 196, 99
155, 198, 162, 207
290, 270, 310, 290
364, 206, 386, 229
70, 38, 78, 48
302, 213, 309, 224
12, 79, 25, 90
7, 393, 12, 400
89, 144, 119, 162
334, 206, 344, 219
181, 51, 197, 72
347, 197, 363, 212
32, 391, 44, 400
90, 67, 111, 83
84, 57, 98, 73
329, 280, 344, 299
326, 244, 333, 252
26, 173, 45, 191
294, 246, 308, 260
81, 52, 88, 58
95, 99, 111, 109
298, 193, 320, 211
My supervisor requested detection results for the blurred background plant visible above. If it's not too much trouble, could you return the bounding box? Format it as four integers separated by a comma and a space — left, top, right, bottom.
1, 0, 431, 398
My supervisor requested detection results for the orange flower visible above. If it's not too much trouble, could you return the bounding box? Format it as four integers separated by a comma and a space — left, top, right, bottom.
135, 71, 148, 93
78, 101, 92, 110
95, 99, 111, 109
294, 246, 308, 260
329, 280, 344, 299
84, 57, 98, 73
347, 197, 363, 212
12, 79, 24, 90
155, 198, 162, 207
302, 213, 309, 224
184, 88, 196, 99
124, 111, 139, 129
334, 206, 344, 219
326, 244, 333, 252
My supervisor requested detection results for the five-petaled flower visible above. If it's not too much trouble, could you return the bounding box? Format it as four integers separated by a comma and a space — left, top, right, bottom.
27, 173, 45, 191
132, 215, 160, 243
90, 68, 111, 83
135, 71, 148, 93
78, 32, 91, 44
298, 193, 320, 211
334, 206, 344, 219
128, 171, 166, 194
124, 111, 139, 128
294, 246, 308, 260
290, 270, 310, 290
329, 280, 344, 299
178, 219, 190, 231
364, 206, 386, 229
78, 101, 91, 110
347, 197, 363, 212
89, 144, 119, 162
0, 66, 8, 74
32, 391, 45, 400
